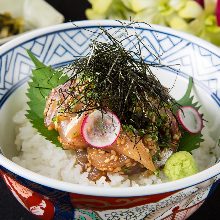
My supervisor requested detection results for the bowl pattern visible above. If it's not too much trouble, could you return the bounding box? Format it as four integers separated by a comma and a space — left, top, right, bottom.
0, 21, 220, 219
0, 23, 220, 106
1, 166, 220, 220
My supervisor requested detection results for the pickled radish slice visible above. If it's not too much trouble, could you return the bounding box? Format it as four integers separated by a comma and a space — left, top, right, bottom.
177, 106, 203, 134
81, 110, 121, 148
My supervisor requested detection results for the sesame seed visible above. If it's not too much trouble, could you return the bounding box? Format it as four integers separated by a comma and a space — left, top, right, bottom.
125, 159, 131, 164
114, 156, 118, 161
111, 150, 116, 155
110, 155, 115, 161
104, 158, 110, 163
120, 139, 125, 145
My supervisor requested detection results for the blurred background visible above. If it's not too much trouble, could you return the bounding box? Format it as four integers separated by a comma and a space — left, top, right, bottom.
0, 0, 220, 219
1, 0, 220, 46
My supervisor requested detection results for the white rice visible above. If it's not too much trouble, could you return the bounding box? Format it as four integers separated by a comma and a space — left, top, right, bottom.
12, 107, 220, 187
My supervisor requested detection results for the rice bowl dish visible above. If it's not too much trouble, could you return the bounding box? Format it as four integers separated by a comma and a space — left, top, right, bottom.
12, 105, 220, 187
1, 20, 220, 219
9, 24, 220, 187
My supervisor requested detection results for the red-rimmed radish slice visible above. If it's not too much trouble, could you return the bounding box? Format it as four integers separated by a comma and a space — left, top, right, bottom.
81, 110, 121, 148
177, 106, 203, 134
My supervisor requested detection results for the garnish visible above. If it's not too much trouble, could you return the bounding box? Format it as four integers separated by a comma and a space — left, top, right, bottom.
164, 151, 198, 181
177, 106, 203, 134
26, 26, 204, 154
26, 50, 69, 147
176, 77, 204, 152
62, 28, 178, 146
81, 110, 121, 148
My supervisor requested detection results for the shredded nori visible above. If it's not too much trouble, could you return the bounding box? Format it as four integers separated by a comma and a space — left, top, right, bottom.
59, 26, 179, 142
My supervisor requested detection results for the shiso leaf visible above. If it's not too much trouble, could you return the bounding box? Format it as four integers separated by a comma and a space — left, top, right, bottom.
26, 50, 69, 147
178, 131, 203, 152
176, 77, 204, 152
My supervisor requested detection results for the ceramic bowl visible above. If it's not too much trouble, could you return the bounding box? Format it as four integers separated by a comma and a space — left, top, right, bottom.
0, 20, 220, 220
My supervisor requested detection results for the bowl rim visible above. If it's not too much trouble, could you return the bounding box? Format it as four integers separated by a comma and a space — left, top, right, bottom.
0, 20, 220, 197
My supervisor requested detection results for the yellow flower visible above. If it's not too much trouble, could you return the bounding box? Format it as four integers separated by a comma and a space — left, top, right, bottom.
134, 0, 174, 25
169, 15, 190, 32
169, 0, 186, 11
178, 1, 203, 19
86, 0, 113, 20
189, 0, 220, 45
88, 0, 112, 14
86, 0, 134, 20
121, 0, 151, 13
85, 0, 220, 46
168, 0, 203, 34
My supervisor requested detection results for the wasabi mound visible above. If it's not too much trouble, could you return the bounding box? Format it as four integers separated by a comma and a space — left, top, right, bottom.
164, 151, 198, 181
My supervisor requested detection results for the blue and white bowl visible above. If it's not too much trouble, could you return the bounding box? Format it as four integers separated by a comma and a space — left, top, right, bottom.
0, 20, 220, 220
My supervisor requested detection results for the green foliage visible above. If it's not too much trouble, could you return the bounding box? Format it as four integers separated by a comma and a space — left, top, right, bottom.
26, 51, 69, 147
86, 0, 220, 46
178, 131, 203, 152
